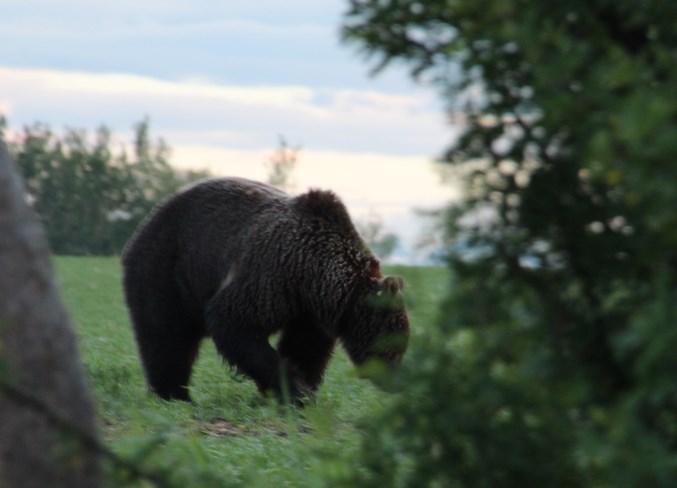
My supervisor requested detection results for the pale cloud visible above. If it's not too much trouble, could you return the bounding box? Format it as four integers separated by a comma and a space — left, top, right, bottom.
0, 66, 450, 154
169, 145, 269, 179
103, 76, 318, 114
0, 0, 334, 17
0, 99, 12, 117
2, 68, 319, 111
169, 145, 458, 208
0, 0, 420, 92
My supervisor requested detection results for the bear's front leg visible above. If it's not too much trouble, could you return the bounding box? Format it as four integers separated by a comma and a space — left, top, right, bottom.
206, 311, 307, 402
277, 320, 336, 394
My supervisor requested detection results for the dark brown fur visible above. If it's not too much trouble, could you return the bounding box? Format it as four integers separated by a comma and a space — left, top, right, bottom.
122, 177, 409, 402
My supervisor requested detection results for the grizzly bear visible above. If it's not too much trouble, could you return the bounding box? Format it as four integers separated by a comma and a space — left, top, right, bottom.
122, 177, 409, 403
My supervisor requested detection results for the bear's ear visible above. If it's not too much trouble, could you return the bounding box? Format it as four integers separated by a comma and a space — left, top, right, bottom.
379, 275, 404, 294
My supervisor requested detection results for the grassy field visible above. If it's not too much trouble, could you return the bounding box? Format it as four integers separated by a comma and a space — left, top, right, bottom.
53, 256, 449, 486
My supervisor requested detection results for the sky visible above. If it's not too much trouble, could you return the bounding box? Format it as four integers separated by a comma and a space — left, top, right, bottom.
0, 0, 461, 263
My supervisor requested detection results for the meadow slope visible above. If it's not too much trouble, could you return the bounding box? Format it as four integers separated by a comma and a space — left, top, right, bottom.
53, 256, 449, 486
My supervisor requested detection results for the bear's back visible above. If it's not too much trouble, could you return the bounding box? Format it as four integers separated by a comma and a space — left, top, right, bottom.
123, 178, 293, 303
173, 177, 289, 223
123, 176, 374, 312
126, 177, 289, 248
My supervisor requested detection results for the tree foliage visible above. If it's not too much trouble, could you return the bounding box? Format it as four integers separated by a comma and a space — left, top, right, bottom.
265, 135, 300, 192
342, 1, 677, 485
9, 118, 208, 255
356, 211, 400, 261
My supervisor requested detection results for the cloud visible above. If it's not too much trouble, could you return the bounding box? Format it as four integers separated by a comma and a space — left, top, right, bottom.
0, 0, 421, 91
0, 99, 13, 117
39, 69, 320, 111
169, 144, 458, 205
0, 66, 452, 155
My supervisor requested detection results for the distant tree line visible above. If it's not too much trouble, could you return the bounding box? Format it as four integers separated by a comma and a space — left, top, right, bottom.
355, 211, 399, 261
4, 118, 208, 255
4, 116, 401, 260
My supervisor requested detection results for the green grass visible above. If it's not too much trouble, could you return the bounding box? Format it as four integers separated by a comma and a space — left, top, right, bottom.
53, 256, 449, 486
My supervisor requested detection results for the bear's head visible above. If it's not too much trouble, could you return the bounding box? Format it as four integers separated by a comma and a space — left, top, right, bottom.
293, 188, 409, 382
340, 274, 410, 381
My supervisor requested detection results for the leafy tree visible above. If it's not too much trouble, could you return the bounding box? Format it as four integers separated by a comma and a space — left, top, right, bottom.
265, 135, 300, 192
341, 1, 677, 485
356, 211, 400, 261
9, 118, 208, 255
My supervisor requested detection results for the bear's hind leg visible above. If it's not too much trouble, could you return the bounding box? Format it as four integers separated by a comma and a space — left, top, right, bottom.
125, 289, 203, 402
142, 327, 202, 403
